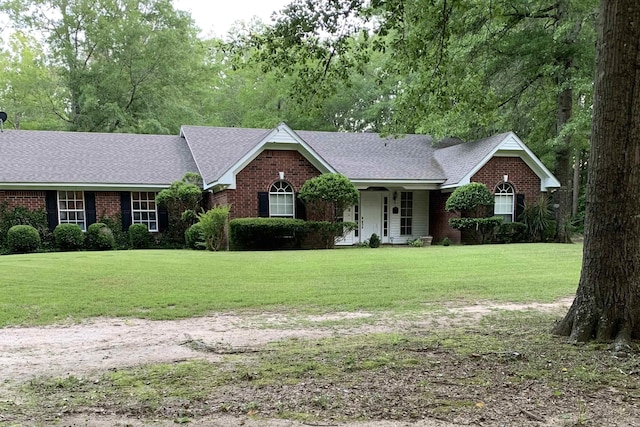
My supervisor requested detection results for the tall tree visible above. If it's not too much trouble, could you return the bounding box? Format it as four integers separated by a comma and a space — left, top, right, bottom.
2, 0, 206, 133
553, 0, 640, 343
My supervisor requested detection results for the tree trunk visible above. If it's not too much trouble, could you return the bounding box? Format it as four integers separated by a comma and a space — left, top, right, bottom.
553, 0, 640, 343
571, 150, 582, 217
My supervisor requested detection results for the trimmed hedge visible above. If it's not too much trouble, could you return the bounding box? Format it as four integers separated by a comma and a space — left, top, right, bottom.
229, 218, 356, 250
129, 224, 154, 249
7, 225, 41, 254
230, 218, 307, 250
54, 224, 84, 251
85, 222, 115, 251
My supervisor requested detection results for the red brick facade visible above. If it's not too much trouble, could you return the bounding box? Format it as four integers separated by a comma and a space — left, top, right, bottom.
429, 156, 545, 243
0, 191, 46, 210
209, 150, 322, 219
95, 192, 121, 220
471, 156, 542, 205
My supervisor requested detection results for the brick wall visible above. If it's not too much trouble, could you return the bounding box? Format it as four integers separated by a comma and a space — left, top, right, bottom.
471, 156, 542, 204
430, 156, 545, 244
95, 192, 121, 219
210, 150, 322, 219
429, 191, 462, 244
0, 190, 46, 210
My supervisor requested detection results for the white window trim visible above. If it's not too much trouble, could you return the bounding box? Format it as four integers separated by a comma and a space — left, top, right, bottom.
269, 181, 295, 218
495, 183, 515, 222
131, 191, 159, 232
57, 190, 86, 231
400, 191, 413, 236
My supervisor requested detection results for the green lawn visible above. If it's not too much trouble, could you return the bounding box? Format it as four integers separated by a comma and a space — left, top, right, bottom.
0, 244, 582, 327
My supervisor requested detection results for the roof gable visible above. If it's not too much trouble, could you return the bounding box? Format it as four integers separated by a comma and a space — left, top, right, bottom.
435, 132, 560, 191
182, 123, 336, 190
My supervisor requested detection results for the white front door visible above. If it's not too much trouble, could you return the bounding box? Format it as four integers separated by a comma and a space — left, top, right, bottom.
360, 192, 383, 241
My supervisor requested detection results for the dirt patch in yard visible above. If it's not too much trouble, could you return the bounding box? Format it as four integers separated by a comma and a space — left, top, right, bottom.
3, 297, 640, 427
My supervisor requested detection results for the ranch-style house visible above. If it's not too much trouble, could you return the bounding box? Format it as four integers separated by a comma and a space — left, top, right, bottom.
0, 123, 560, 244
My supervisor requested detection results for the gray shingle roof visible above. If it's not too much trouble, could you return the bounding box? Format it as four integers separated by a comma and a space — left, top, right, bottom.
296, 130, 446, 181
180, 126, 270, 185
0, 126, 520, 189
434, 132, 511, 185
0, 130, 198, 186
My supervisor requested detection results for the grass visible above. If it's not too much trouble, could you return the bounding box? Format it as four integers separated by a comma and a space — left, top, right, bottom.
0, 243, 581, 327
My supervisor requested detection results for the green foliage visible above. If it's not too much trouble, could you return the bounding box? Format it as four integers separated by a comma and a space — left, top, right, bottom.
229, 218, 308, 250
85, 223, 115, 251
445, 183, 494, 215
0, 204, 51, 249
299, 174, 359, 222
7, 225, 41, 254
449, 217, 503, 244
184, 223, 205, 250
407, 238, 424, 247
493, 222, 527, 244
197, 205, 231, 251
369, 233, 381, 248
128, 224, 154, 249
519, 195, 554, 242
54, 224, 84, 251
304, 221, 357, 249
98, 214, 129, 249
442, 237, 451, 246
155, 173, 203, 244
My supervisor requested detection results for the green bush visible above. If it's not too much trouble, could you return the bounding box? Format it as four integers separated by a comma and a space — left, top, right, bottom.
7, 225, 41, 254
303, 221, 357, 249
449, 216, 503, 244
230, 218, 308, 250
0, 204, 51, 250
185, 223, 205, 250
442, 237, 451, 246
85, 223, 115, 251
445, 182, 494, 216
54, 224, 85, 251
198, 205, 231, 251
129, 224, 154, 249
99, 214, 129, 249
519, 195, 554, 242
493, 222, 527, 244
369, 233, 381, 248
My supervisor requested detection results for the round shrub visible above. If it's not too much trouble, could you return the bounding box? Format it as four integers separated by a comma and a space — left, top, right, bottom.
369, 233, 381, 248
185, 222, 205, 250
7, 225, 41, 254
85, 222, 115, 251
129, 223, 154, 249
54, 223, 84, 251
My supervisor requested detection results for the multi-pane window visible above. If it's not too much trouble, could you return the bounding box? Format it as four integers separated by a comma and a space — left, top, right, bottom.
58, 191, 86, 231
269, 181, 294, 217
132, 192, 158, 232
495, 183, 515, 222
400, 191, 413, 236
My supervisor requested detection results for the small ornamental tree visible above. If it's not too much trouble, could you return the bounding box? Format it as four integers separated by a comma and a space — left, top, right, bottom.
197, 204, 231, 251
299, 174, 359, 248
155, 172, 203, 243
299, 174, 359, 222
445, 182, 502, 244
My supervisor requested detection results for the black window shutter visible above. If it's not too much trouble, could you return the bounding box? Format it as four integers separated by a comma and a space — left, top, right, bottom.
85, 191, 96, 226
120, 192, 132, 231
295, 193, 306, 220
258, 192, 269, 217
158, 206, 169, 232
45, 190, 58, 231
516, 194, 525, 222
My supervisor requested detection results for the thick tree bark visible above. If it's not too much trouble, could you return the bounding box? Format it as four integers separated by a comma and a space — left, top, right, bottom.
553, 0, 640, 343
